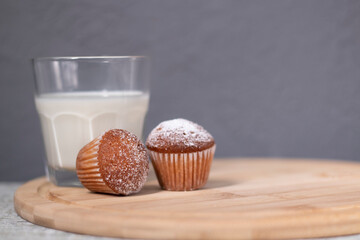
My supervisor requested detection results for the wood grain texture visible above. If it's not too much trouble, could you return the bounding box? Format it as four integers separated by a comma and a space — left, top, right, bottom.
14, 158, 360, 239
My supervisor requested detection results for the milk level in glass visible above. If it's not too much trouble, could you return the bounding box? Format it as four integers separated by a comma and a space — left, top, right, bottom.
35, 91, 149, 170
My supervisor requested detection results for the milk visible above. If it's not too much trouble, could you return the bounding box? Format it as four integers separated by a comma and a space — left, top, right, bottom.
35, 91, 149, 170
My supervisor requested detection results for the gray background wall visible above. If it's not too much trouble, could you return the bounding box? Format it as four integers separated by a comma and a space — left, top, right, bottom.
1, 0, 360, 181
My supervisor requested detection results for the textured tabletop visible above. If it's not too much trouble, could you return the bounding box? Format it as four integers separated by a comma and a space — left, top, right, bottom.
1, 182, 360, 240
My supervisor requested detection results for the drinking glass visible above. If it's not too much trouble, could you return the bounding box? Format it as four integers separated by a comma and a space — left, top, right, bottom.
32, 56, 150, 186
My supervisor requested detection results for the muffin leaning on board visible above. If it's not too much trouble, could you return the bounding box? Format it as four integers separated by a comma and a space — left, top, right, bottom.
76, 118, 215, 195
76, 129, 149, 195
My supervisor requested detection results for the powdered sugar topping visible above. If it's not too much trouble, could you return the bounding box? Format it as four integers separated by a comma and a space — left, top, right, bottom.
146, 119, 214, 152
99, 129, 149, 195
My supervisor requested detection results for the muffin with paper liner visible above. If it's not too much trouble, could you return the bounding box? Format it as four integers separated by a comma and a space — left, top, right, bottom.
76, 129, 149, 195
146, 118, 215, 191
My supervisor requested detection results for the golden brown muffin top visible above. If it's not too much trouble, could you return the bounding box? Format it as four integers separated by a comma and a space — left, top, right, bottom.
146, 119, 215, 153
98, 129, 149, 195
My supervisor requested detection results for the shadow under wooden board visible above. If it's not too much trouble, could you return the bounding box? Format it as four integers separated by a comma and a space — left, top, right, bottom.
14, 158, 360, 240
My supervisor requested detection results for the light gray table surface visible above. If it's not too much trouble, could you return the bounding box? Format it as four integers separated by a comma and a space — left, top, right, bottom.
1, 182, 360, 240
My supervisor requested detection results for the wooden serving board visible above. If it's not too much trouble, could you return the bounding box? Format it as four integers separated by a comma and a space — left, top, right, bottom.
14, 158, 360, 239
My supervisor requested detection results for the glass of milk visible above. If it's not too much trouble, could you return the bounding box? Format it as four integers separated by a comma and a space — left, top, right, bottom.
32, 56, 150, 186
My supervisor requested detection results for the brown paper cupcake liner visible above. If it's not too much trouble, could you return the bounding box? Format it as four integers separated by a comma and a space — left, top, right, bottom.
76, 134, 116, 194
148, 145, 216, 191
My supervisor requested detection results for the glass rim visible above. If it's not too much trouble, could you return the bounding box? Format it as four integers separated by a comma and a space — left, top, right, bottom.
33, 56, 148, 62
